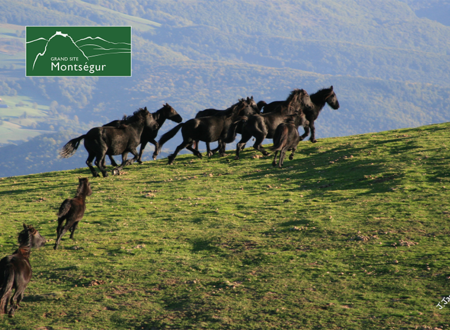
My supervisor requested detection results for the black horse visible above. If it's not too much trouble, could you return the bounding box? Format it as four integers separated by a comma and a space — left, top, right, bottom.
193, 96, 262, 156
262, 86, 340, 143
60, 108, 155, 177
271, 113, 308, 168
302, 86, 340, 143
157, 99, 249, 165
102, 103, 182, 165
0, 224, 46, 317
54, 178, 92, 250
233, 89, 312, 159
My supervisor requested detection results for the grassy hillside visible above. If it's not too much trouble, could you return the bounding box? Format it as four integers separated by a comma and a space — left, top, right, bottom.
2, 0, 450, 177
0, 123, 449, 329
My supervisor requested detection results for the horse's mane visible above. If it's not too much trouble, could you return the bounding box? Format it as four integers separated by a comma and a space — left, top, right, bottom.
76, 178, 91, 197
127, 107, 149, 123
17, 224, 35, 248
310, 87, 334, 104
284, 89, 309, 114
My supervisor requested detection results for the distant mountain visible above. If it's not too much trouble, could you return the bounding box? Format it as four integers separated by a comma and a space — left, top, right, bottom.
1, 0, 450, 176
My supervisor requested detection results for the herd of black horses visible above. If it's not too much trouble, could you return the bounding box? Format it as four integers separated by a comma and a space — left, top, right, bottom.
0, 86, 339, 316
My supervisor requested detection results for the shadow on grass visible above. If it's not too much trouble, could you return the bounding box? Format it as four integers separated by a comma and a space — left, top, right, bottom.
238, 141, 408, 196
190, 237, 220, 253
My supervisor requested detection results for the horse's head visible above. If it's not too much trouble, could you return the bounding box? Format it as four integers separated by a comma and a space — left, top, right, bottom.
257, 100, 267, 112
77, 177, 93, 197
246, 96, 260, 114
19, 223, 46, 249
325, 86, 340, 110
162, 103, 183, 123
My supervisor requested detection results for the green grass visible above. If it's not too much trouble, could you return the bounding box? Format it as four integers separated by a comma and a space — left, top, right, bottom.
1, 123, 450, 329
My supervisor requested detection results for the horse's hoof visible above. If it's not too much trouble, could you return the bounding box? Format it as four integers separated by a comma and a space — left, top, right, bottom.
152, 156, 157, 160
289, 156, 294, 161
272, 162, 276, 167
234, 156, 240, 160
311, 139, 317, 143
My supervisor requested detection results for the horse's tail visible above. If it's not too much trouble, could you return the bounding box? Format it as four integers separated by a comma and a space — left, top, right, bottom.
224, 117, 246, 143
56, 199, 71, 218
271, 124, 289, 151
0, 261, 14, 315
59, 135, 85, 158
157, 123, 184, 154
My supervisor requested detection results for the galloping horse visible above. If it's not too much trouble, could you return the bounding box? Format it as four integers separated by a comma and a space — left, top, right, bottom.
157, 98, 250, 165
303, 86, 340, 142
103, 103, 182, 165
60, 108, 155, 177
194, 96, 262, 156
54, 178, 92, 250
0, 224, 46, 316
262, 86, 340, 143
233, 89, 312, 159
271, 113, 308, 168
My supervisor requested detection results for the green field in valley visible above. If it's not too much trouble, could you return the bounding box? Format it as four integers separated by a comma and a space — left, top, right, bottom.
0, 123, 449, 329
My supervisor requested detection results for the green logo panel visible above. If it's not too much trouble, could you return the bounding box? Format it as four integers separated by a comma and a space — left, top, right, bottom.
26, 26, 131, 77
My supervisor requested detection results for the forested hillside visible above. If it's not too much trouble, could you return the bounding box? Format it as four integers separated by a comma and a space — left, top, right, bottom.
1, 0, 450, 177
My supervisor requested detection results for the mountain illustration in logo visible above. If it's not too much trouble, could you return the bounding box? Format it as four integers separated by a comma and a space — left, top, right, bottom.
31, 31, 89, 70
26, 27, 132, 77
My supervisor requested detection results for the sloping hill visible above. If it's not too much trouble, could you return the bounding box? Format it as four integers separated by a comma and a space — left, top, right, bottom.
1, 0, 450, 177
0, 123, 449, 329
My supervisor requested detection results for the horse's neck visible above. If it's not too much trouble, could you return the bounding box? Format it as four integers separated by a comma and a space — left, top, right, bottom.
152, 110, 166, 127
15, 246, 31, 259
310, 93, 327, 115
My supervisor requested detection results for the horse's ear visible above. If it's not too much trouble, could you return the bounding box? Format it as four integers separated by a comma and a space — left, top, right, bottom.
23, 223, 27, 230
251, 96, 254, 100
330, 86, 333, 91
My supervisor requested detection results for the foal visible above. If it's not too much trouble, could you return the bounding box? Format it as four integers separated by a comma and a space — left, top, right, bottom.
0, 224, 46, 317
54, 178, 92, 250
271, 113, 308, 168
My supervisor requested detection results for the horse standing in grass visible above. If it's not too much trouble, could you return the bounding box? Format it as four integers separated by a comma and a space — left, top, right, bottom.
262, 86, 340, 143
54, 178, 92, 250
0, 224, 46, 317
102, 103, 182, 165
271, 113, 309, 168
193, 96, 262, 156
233, 89, 313, 159
60, 107, 155, 177
157, 98, 250, 165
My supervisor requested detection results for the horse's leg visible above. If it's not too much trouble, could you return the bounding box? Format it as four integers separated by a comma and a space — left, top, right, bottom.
0, 277, 13, 315
108, 155, 118, 167
95, 151, 108, 177
253, 132, 269, 156
8, 284, 26, 316
279, 149, 286, 168
138, 140, 148, 164
86, 153, 100, 178
218, 140, 227, 157
168, 141, 191, 165
54, 220, 72, 249
289, 145, 298, 160
69, 221, 79, 239
186, 143, 203, 158
113, 150, 134, 175
235, 132, 252, 160
301, 124, 310, 141
148, 138, 159, 160
309, 121, 317, 143
272, 151, 278, 167
206, 142, 213, 157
